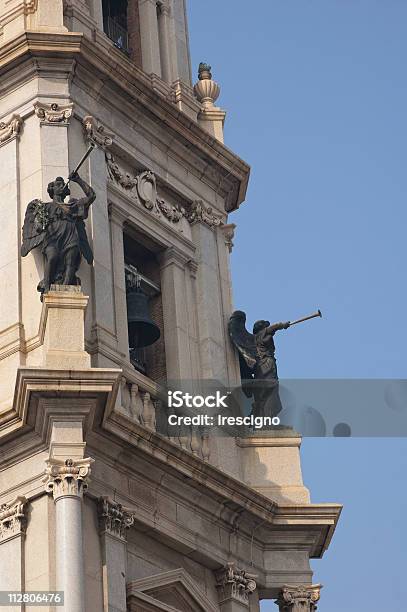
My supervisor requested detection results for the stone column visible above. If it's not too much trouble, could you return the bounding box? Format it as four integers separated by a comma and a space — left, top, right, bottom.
159, 246, 197, 381
0, 497, 27, 593
215, 563, 257, 612
276, 585, 322, 612
82, 116, 118, 365
138, 0, 162, 76
109, 207, 129, 360
157, 2, 172, 82
44, 457, 93, 612
98, 497, 135, 612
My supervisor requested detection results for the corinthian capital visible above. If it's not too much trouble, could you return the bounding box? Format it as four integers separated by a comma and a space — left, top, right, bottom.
0, 496, 27, 542
98, 497, 135, 541
0, 114, 23, 145
34, 102, 73, 125
215, 562, 257, 605
276, 584, 322, 612
44, 457, 94, 501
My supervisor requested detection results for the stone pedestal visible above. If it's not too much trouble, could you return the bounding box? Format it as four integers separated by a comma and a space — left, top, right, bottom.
41, 285, 91, 369
237, 429, 310, 504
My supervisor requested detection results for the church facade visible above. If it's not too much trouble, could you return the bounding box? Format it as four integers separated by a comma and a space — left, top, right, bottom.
0, 1, 341, 610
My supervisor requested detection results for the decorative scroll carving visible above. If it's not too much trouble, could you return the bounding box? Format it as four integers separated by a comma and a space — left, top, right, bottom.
276, 584, 322, 612
221, 223, 236, 253
106, 152, 182, 223
106, 153, 224, 227
0, 114, 22, 145
83, 115, 114, 148
44, 457, 94, 501
183, 200, 222, 227
98, 496, 135, 540
34, 102, 73, 125
0, 496, 27, 542
215, 562, 257, 605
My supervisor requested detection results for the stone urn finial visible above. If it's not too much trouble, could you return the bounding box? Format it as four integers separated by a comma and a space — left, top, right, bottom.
194, 62, 220, 109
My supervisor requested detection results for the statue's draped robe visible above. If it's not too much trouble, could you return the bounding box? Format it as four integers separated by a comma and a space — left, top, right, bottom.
252, 327, 283, 418
41, 199, 91, 261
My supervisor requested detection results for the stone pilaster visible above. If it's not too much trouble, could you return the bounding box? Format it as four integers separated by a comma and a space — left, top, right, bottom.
215, 563, 257, 611
276, 585, 322, 612
0, 497, 27, 593
98, 497, 135, 612
82, 116, 119, 365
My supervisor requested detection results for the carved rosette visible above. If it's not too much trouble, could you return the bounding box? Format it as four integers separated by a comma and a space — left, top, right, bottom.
98, 496, 135, 541
215, 563, 257, 605
276, 584, 322, 612
34, 102, 73, 125
83, 115, 114, 148
0, 496, 27, 542
0, 114, 23, 145
44, 457, 94, 501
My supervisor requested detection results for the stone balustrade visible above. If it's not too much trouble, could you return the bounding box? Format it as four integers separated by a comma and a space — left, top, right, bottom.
119, 369, 211, 461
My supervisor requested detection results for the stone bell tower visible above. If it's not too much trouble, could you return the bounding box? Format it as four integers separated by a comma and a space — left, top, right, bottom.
0, 1, 341, 611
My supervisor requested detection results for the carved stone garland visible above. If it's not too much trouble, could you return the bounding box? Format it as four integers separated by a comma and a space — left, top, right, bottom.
34, 102, 73, 125
106, 151, 223, 228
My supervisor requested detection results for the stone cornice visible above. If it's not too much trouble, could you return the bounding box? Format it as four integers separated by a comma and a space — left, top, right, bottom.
0, 31, 250, 212
101, 405, 342, 559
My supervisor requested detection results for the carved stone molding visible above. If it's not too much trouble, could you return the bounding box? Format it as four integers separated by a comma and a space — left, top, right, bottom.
184, 200, 222, 228
106, 152, 182, 223
106, 152, 224, 228
83, 115, 114, 148
34, 102, 73, 125
276, 584, 322, 612
220, 223, 236, 253
215, 562, 257, 605
98, 496, 135, 540
44, 457, 94, 501
0, 114, 23, 145
0, 496, 27, 542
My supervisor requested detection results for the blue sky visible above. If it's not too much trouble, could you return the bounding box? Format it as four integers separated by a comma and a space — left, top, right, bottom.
188, 2, 407, 610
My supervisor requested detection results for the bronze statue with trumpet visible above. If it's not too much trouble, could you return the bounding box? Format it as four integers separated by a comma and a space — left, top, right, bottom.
21, 144, 96, 296
228, 309, 322, 420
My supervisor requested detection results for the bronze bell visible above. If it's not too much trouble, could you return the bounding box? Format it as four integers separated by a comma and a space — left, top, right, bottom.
126, 285, 161, 349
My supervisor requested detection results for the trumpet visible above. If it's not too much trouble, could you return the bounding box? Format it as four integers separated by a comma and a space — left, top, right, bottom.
289, 309, 322, 327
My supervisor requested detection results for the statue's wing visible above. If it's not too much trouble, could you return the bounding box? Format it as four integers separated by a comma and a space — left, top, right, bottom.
77, 219, 93, 265
228, 310, 257, 374
21, 200, 46, 257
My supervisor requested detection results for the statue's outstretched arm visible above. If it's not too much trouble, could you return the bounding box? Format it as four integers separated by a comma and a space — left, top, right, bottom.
266, 321, 290, 335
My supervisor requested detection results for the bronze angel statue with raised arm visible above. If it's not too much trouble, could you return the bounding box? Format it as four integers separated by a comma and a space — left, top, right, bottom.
21, 171, 96, 296
228, 310, 290, 419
